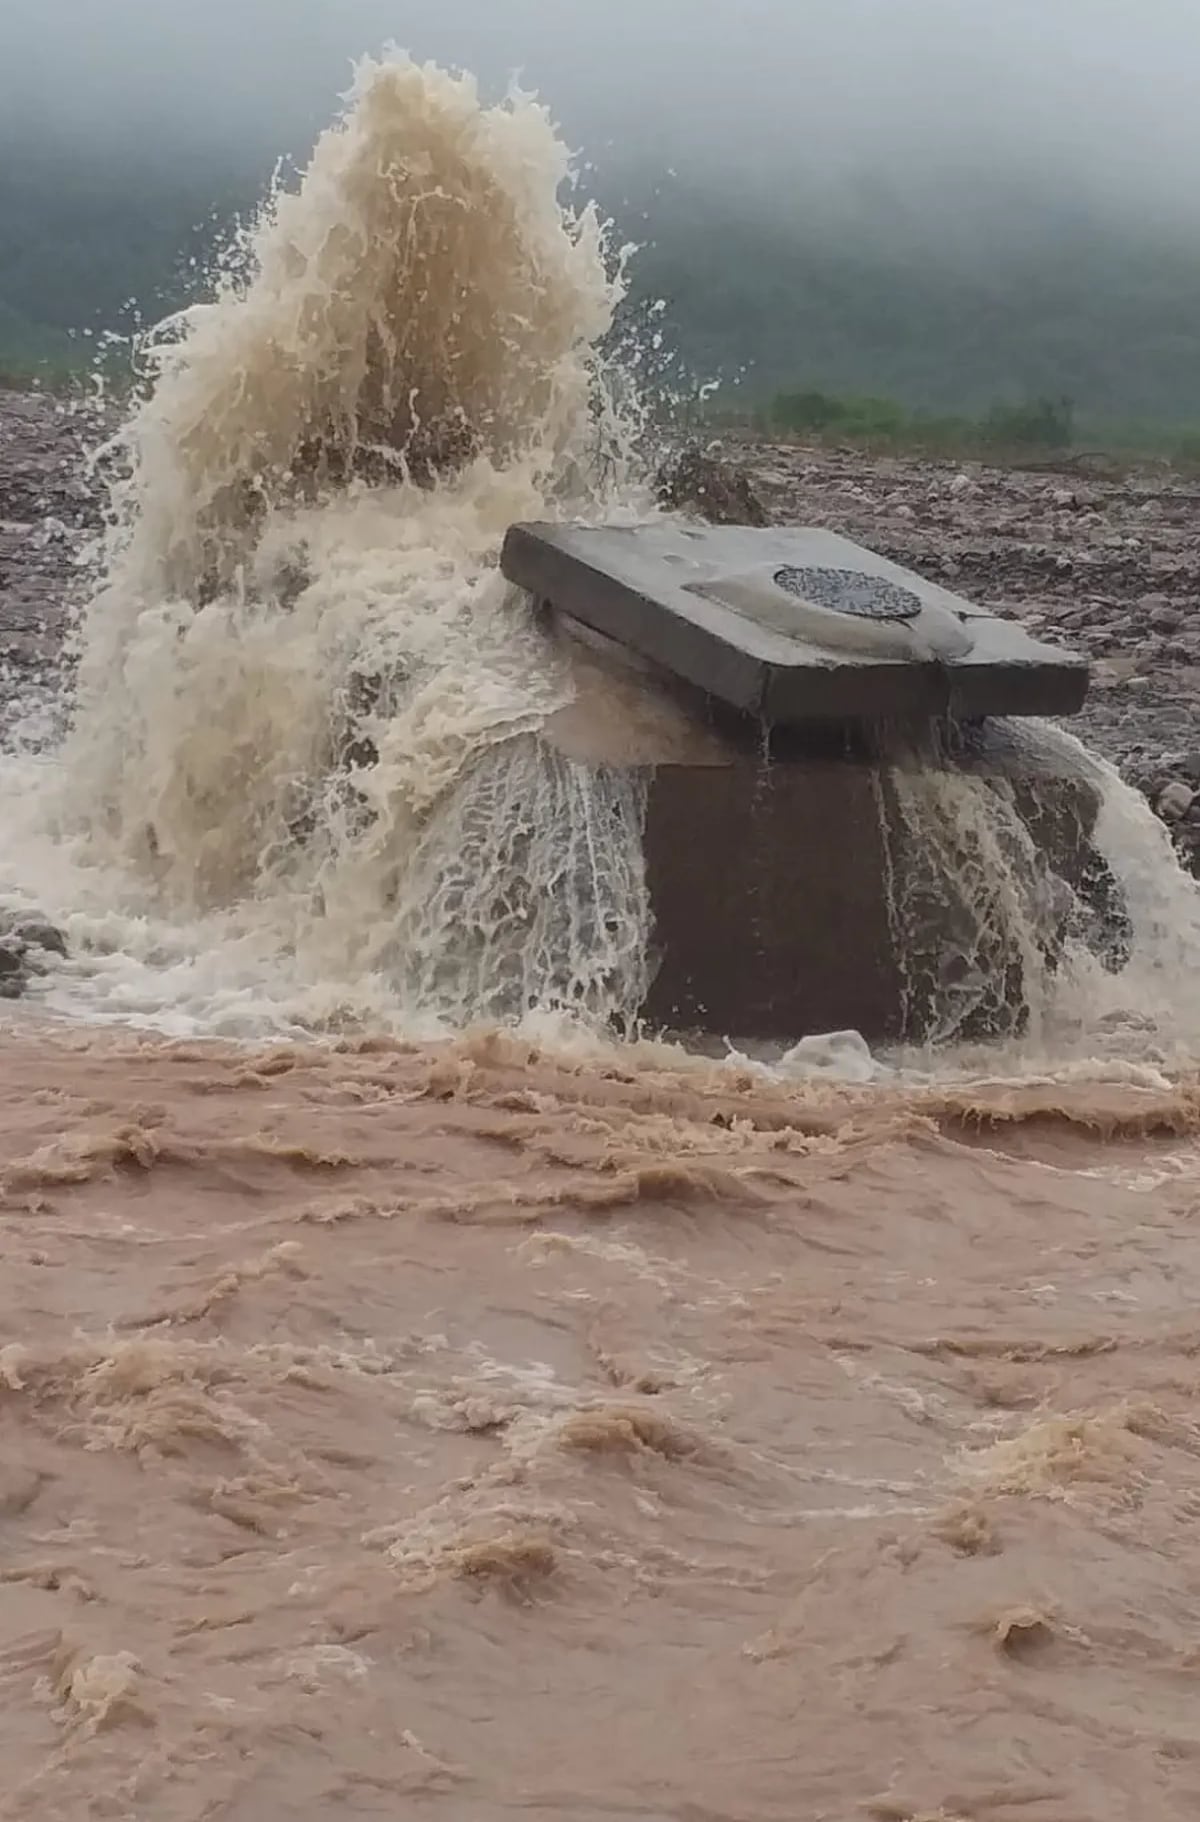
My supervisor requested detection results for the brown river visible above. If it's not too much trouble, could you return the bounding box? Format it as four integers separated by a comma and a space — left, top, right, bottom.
3, 1028, 1200, 1818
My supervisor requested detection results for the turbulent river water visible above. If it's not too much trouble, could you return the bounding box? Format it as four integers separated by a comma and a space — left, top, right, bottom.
5, 52, 1200, 1822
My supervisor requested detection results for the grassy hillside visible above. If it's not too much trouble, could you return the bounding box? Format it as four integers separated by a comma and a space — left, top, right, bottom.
624, 175, 1200, 426
4, 136, 1200, 444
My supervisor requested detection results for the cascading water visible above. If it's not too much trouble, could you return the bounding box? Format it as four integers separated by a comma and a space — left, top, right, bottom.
877, 717, 1200, 1072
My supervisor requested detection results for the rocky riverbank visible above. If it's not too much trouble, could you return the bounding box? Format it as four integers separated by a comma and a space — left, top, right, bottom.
3, 385, 1200, 865
0, 386, 107, 742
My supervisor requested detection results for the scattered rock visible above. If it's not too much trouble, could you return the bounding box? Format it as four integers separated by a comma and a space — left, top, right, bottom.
1157, 780, 1195, 822
656, 445, 769, 527
780, 1029, 877, 1082
0, 906, 69, 1000
8, 918, 67, 959
0, 386, 111, 745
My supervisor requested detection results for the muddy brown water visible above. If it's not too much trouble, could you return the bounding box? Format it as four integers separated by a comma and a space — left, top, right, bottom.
2, 1025, 1199, 1819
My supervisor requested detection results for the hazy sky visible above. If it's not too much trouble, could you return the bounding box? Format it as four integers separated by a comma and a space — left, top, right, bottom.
4, 0, 1200, 220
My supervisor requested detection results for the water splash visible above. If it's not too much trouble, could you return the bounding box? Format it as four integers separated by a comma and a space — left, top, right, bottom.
880, 718, 1200, 1074
24, 53, 652, 1035
2, 54, 1200, 1068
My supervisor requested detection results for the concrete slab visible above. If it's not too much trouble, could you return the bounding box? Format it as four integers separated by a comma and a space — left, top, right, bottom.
502, 521, 1089, 725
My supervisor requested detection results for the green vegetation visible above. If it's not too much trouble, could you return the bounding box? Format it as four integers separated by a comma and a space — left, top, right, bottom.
0, 134, 253, 392
718, 384, 1200, 470
5, 135, 1200, 473
629, 175, 1200, 428
760, 388, 1078, 457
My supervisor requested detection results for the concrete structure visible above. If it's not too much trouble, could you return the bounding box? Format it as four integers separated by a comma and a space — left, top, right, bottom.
501, 521, 1114, 1047
502, 521, 1088, 725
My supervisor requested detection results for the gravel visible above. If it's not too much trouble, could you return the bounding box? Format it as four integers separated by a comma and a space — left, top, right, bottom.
0, 386, 111, 744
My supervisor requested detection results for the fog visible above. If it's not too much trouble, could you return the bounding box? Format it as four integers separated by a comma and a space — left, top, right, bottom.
4, 0, 1200, 223
6, 0, 1200, 421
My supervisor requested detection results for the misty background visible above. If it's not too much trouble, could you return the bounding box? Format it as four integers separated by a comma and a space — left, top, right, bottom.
4, 0, 1200, 431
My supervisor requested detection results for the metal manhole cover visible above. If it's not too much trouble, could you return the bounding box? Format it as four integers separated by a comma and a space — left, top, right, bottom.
773, 565, 923, 623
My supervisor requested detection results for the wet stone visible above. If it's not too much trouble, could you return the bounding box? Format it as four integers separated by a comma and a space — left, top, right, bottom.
11, 919, 67, 958
655, 446, 769, 528
1157, 780, 1195, 822
0, 910, 70, 1000
0, 911, 68, 959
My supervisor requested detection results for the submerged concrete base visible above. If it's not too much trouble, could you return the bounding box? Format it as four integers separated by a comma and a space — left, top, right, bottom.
541, 640, 1119, 1046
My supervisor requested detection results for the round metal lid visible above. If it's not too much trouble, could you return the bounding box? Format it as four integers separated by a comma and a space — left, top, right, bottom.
773, 565, 923, 624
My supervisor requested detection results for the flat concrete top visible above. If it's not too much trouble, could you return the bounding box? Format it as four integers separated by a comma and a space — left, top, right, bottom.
501, 520, 1089, 725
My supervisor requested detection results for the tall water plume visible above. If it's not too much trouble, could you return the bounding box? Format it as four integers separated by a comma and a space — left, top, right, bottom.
49, 53, 652, 1033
